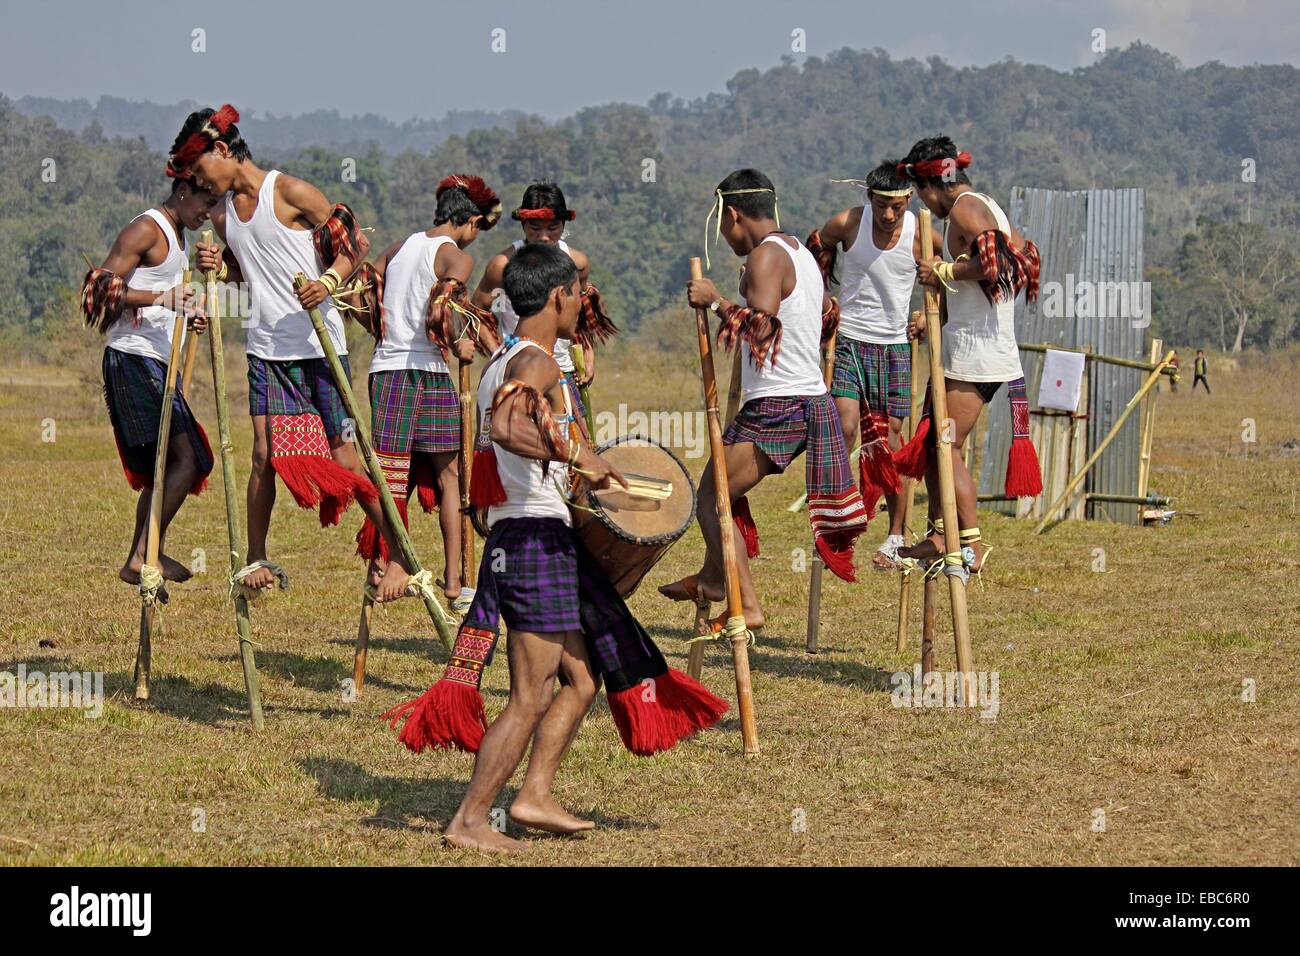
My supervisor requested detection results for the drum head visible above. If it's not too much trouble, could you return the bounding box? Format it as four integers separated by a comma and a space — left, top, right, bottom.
585, 434, 696, 545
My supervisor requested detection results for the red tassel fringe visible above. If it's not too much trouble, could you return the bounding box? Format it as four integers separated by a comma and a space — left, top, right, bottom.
1005, 436, 1043, 498
606, 668, 729, 756
468, 447, 507, 508
893, 415, 930, 479
858, 454, 883, 523
815, 532, 859, 583
383, 680, 488, 754
732, 496, 760, 558
356, 497, 410, 561
271, 454, 377, 527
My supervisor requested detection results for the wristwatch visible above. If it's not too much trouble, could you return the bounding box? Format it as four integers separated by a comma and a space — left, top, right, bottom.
709, 299, 722, 314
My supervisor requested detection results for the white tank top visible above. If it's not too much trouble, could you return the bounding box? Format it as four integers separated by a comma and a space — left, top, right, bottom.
837, 209, 915, 345
224, 169, 347, 361
478, 339, 572, 527
105, 208, 188, 362
740, 235, 828, 403
940, 192, 1023, 383
369, 232, 454, 375
492, 239, 576, 372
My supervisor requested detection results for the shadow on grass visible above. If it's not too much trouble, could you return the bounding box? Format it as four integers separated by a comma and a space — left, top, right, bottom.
101, 670, 258, 725
298, 756, 655, 837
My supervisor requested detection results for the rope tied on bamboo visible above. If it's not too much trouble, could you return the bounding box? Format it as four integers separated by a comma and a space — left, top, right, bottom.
138, 564, 165, 607
362, 567, 439, 604
231, 560, 289, 602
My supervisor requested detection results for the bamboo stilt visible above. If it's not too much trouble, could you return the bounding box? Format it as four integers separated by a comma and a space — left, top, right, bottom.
921, 574, 937, 680
569, 345, 596, 440
459, 359, 476, 591
133, 305, 187, 701
690, 257, 758, 756
293, 273, 455, 651
203, 232, 263, 729
686, 598, 710, 679
896, 325, 921, 653
1033, 350, 1175, 534
353, 593, 373, 694
1137, 339, 1162, 500
917, 209, 975, 704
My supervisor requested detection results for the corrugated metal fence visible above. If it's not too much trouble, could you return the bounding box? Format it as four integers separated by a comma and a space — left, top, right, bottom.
977, 187, 1147, 523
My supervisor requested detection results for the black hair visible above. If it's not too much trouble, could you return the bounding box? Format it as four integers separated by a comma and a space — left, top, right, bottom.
169, 176, 195, 195
435, 187, 483, 227
716, 168, 777, 220
900, 136, 969, 188
169, 107, 252, 162
517, 181, 569, 219
866, 158, 911, 195
503, 243, 580, 320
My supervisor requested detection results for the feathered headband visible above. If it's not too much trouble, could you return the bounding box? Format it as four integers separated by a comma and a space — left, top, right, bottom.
898, 151, 972, 181
166, 104, 240, 179
437, 174, 503, 228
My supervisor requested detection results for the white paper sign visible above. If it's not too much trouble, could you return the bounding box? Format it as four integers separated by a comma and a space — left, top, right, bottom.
1037, 349, 1086, 411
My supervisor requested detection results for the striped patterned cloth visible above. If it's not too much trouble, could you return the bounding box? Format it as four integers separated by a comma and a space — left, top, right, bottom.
247, 354, 351, 437
102, 346, 213, 493
723, 393, 867, 581
370, 368, 460, 459
830, 337, 912, 419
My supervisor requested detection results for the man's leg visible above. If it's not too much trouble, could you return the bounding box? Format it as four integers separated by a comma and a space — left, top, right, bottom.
431, 451, 462, 600
155, 434, 199, 581
119, 490, 152, 585
884, 415, 907, 536
510, 629, 599, 834
243, 414, 279, 589
690, 441, 775, 628
444, 627, 570, 853
833, 395, 859, 454
330, 438, 415, 601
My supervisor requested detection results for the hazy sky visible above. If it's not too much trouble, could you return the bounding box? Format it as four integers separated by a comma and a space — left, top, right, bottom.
2, 0, 1295, 121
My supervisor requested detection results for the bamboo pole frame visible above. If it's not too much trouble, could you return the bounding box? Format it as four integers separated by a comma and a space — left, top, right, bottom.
1137, 339, 1162, 499
688, 257, 758, 756
917, 209, 975, 702
569, 344, 597, 440
1032, 350, 1176, 534
896, 323, 922, 653
132, 302, 187, 700
202, 232, 264, 729
292, 273, 455, 653
458, 358, 476, 597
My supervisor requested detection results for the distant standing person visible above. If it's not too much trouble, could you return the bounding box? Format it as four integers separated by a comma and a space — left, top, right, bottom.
1193, 350, 1210, 393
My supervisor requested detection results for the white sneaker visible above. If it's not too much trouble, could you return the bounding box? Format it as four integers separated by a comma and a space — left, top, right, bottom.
874, 534, 906, 569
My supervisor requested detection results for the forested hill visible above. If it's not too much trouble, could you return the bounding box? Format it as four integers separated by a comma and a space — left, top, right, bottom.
3, 43, 1297, 354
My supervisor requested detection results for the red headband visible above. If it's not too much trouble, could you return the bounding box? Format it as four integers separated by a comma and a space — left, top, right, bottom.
513, 207, 576, 222
166, 104, 240, 178
898, 151, 972, 180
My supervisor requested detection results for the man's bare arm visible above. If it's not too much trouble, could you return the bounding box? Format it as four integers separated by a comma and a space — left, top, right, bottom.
472, 251, 509, 310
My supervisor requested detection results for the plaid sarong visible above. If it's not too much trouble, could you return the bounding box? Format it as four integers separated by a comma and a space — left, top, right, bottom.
102, 347, 213, 494
830, 337, 912, 419
385, 516, 728, 756
466, 517, 581, 634
247, 353, 376, 526
247, 354, 351, 437
723, 393, 868, 581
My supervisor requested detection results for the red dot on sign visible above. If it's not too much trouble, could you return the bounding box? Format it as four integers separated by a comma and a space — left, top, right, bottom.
1055, 379, 1062, 387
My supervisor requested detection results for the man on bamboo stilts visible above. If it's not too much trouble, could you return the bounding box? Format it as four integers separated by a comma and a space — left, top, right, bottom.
659, 169, 867, 633
82, 175, 220, 588
471, 182, 616, 434
807, 159, 920, 569
345, 175, 502, 607
893, 136, 1043, 573
170, 104, 411, 602
384, 244, 726, 853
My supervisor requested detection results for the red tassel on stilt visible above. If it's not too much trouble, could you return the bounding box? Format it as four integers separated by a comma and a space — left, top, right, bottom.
893, 415, 930, 479
356, 497, 410, 562
468, 447, 507, 508
606, 668, 729, 756
383, 679, 488, 753
1005, 436, 1043, 498
732, 495, 760, 558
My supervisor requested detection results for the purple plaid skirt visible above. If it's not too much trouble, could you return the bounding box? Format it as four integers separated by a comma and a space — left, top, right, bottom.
248, 354, 351, 438
466, 517, 581, 635
724, 394, 817, 471
369, 368, 460, 456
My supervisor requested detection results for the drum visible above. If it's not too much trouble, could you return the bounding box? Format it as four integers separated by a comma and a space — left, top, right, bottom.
570, 434, 697, 598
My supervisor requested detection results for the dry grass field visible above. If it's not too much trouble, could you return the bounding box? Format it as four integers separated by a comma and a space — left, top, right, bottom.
1, 334, 1297, 866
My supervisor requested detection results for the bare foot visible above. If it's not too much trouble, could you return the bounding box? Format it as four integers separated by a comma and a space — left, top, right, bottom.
119, 554, 144, 586
436, 576, 460, 602
509, 795, 596, 835
872, 551, 900, 570
897, 533, 943, 563
367, 557, 386, 589
443, 818, 529, 854
712, 610, 765, 633
967, 539, 986, 573
240, 563, 278, 591
376, 564, 411, 603
658, 573, 724, 604
159, 553, 192, 583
